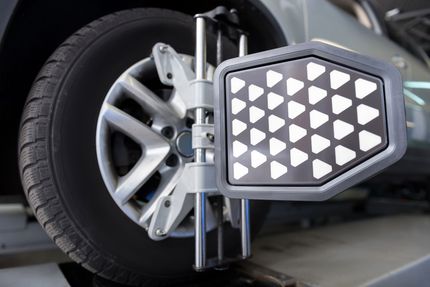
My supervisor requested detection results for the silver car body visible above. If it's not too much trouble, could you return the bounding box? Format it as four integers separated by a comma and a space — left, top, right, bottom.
260, 0, 430, 151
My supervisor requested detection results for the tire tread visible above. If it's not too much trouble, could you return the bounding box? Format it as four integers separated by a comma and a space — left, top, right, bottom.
18, 8, 194, 286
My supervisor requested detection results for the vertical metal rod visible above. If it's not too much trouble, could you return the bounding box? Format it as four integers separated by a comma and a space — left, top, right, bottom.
239, 34, 252, 259
195, 192, 206, 269
241, 198, 251, 258
217, 197, 224, 263
239, 34, 248, 56
216, 29, 223, 66
195, 17, 207, 81
216, 27, 225, 264
194, 16, 207, 270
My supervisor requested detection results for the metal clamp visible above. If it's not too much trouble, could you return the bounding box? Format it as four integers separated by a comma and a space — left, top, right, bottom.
152, 43, 214, 114
190, 79, 214, 110
177, 162, 218, 194
148, 162, 219, 240
192, 124, 215, 149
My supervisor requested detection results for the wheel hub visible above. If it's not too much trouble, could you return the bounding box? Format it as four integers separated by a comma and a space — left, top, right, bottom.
176, 131, 193, 157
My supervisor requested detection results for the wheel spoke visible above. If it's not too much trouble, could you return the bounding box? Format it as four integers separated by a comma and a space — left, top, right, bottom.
118, 74, 182, 121
101, 103, 169, 147
100, 103, 171, 204
114, 152, 167, 205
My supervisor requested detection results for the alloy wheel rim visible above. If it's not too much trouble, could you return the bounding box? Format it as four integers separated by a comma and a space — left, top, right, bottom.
96, 55, 215, 237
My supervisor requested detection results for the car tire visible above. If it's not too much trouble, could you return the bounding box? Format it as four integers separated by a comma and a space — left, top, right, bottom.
18, 8, 270, 286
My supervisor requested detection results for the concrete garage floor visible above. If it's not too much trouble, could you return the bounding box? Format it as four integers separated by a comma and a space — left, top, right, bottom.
1, 214, 430, 286
251, 214, 430, 287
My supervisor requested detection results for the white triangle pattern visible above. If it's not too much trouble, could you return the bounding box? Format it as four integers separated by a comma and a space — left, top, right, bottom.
267, 92, 284, 110
268, 115, 285, 133
269, 138, 287, 156
335, 145, 356, 166
249, 106, 265, 123
231, 77, 245, 94
355, 78, 377, 99
249, 84, 264, 101
231, 98, 246, 115
290, 148, 308, 167
333, 120, 354, 140
233, 162, 248, 179
311, 134, 331, 154
251, 151, 267, 168
288, 101, 306, 119
232, 140, 248, 158
289, 124, 307, 143
228, 63, 384, 184
357, 104, 379, 125
359, 130, 381, 151
266, 70, 283, 88
232, 119, 247, 136
286, 78, 304, 96
270, 161, 288, 179
308, 86, 328, 105
330, 70, 350, 90
307, 62, 326, 81
332, 94, 352, 114
269, 137, 287, 156
310, 110, 329, 129
250, 128, 266, 146
312, 159, 332, 179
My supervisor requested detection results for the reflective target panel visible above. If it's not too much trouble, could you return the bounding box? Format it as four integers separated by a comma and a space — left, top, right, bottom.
214, 42, 407, 201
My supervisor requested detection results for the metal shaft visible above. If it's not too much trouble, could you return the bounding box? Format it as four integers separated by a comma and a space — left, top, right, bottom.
239, 33, 248, 56
216, 29, 223, 66
216, 27, 224, 264
195, 17, 207, 81
215, 26, 225, 264
241, 198, 251, 258
217, 197, 224, 263
194, 16, 207, 270
239, 34, 252, 259
195, 192, 206, 269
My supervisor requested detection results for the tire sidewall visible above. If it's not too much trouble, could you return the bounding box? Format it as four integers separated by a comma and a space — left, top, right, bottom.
48, 9, 242, 278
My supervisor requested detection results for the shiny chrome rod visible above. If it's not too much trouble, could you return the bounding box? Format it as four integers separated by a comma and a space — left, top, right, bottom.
194, 16, 207, 270
239, 33, 252, 259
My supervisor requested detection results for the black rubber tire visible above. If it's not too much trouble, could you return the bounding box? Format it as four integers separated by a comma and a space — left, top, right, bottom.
18, 8, 269, 286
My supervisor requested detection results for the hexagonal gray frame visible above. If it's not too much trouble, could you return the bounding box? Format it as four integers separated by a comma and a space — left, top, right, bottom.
214, 42, 407, 201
